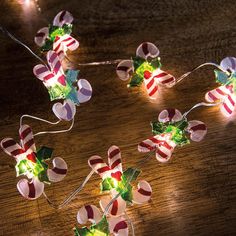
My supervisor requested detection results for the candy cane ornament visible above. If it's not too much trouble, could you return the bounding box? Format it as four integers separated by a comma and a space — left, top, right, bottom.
116, 42, 176, 99
35, 10, 79, 59
138, 109, 207, 162
0, 124, 68, 200
205, 57, 236, 117
76, 203, 129, 236
33, 50, 92, 121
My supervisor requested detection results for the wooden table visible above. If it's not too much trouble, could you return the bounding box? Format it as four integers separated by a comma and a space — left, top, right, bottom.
0, 0, 235, 235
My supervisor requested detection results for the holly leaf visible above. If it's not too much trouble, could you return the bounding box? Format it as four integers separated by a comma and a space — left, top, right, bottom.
151, 121, 167, 135
214, 69, 230, 85
132, 56, 146, 71
74, 226, 93, 236
15, 160, 29, 176
38, 169, 50, 184
165, 124, 190, 146
116, 168, 141, 203
128, 74, 143, 87
62, 23, 73, 35
40, 39, 53, 52
66, 69, 79, 84
37, 146, 54, 161
101, 177, 116, 192
122, 168, 141, 183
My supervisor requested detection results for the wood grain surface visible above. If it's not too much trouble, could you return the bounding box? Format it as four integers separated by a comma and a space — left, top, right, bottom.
0, 0, 236, 235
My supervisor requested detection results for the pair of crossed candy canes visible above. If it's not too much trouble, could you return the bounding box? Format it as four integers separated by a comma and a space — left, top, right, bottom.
138, 108, 207, 162
76, 145, 152, 235
35, 10, 79, 60
116, 42, 176, 99
33, 50, 92, 121
205, 56, 236, 117
0, 124, 67, 200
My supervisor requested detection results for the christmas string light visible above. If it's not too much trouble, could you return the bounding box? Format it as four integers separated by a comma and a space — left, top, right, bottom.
0, 9, 235, 236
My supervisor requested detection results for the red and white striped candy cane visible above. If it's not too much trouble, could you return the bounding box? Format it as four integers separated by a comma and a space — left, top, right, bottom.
187, 120, 207, 142
1, 138, 24, 159
136, 42, 160, 60
138, 134, 176, 163
47, 157, 68, 182
33, 50, 66, 88
53, 10, 74, 28
132, 180, 152, 204
155, 134, 176, 163
17, 178, 44, 200
116, 60, 134, 81
108, 146, 122, 181
77, 205, 102, 225
205, 85, 236, 117
143, 70, 159, 99
153, 69, 176, 88
53, 35, 79, 60
100, 193, 127, 217
34, 27, 49, 47
158, 108, 183, 123
108, 216, 129, 236
88, 155, 112, 180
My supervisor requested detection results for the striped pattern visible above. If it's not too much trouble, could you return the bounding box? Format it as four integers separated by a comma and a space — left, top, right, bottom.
108, 146, 122, 181
19, 125, 36, 153
33, 50, 66, 87
77, 205, 102, 225
47, 157, 68, 182
138, 134, 176, 163
88, 155, 112, 179
52, 99, 76, 121
1, 138, 24, 159
136, 42, 160, 60
53, 10, 73, 27
100, 194, 126, 217
34, 27, 49, 47
108, 217, 129, 236
205, 85, 236, 117
17, 178, 44, 200
158, 108, 183, 123
77, 79, 93, 103
116, 60, 134, 81
1, 125, 36, 161
153, 69, 176, 88
187, 120, 207, 142
220, 57, 236, 72
88, 146, 124, 181
132, 180, 152, 204
143, 70, 159, 99
53, 35, 79, 60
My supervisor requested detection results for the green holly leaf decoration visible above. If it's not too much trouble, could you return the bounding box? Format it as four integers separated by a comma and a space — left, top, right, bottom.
151, 121, 167, 135
214, 69, 230, 85
15, 160, 30, 176
66, 69, 79, 84
128, 74, 144, 87
40, 39, 53, 52
164, 121, 190, 146
132, 56, 146, 71
47, 83, 72, 101
116, 168, 141, 203
122, 168, 141, 183
37, 146, 54, 161
101, 177, 116, 192
38, 169, 50, 184
74, 217, 109, 236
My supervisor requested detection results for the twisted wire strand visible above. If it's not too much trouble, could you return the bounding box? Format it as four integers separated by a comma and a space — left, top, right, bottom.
176, 62, 230, 84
